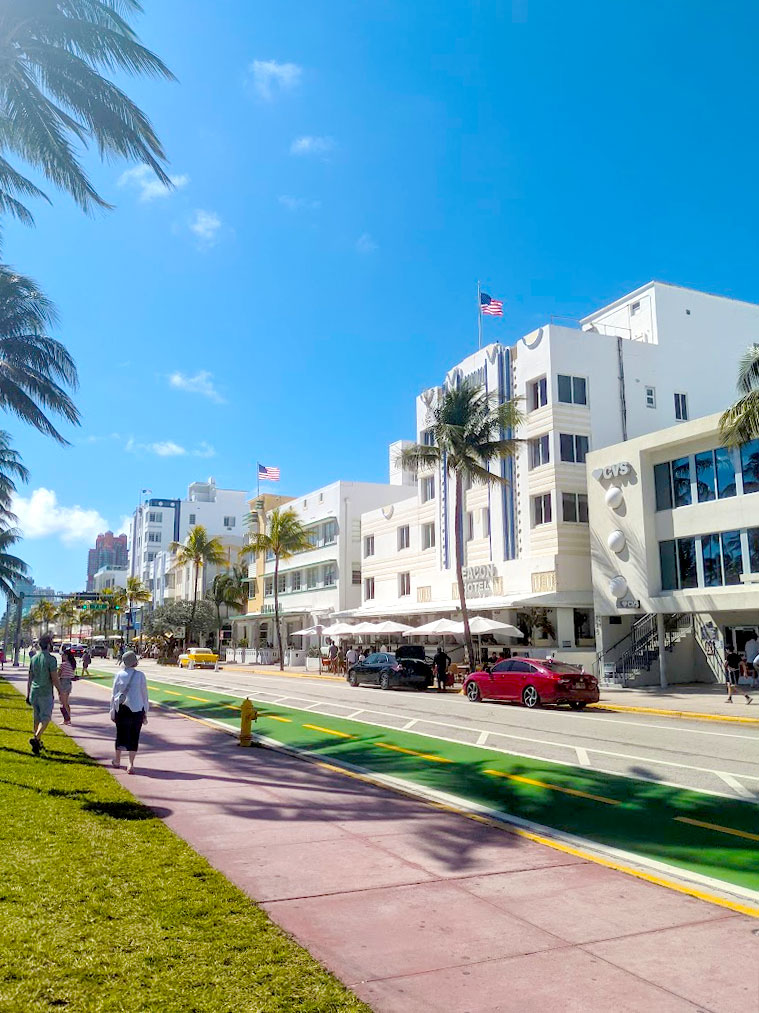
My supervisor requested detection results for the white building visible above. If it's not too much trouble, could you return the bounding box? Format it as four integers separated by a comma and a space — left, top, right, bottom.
92, 566, 127, 593
147, 534, 244, 609
588, 413, 759, 686
356, 282, 759, 669
129, 478, 247, 586
234, 480, 414, 650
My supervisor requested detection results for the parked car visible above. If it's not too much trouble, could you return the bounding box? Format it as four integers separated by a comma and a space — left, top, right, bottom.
463, 658, 599, 709
347, 650, 433, 691
178, 647, 219, 669
69, 644, 88, 657
90, 643, 108, 658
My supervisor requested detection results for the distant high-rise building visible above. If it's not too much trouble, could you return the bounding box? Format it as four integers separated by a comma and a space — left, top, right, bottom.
86, 531, 128, 592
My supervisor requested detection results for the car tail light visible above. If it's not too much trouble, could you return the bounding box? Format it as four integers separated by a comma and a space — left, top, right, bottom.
556, 678, 571, 687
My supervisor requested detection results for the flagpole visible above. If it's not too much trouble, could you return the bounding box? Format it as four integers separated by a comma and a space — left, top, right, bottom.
256, 463, 260, 498
477, 280, 483, 350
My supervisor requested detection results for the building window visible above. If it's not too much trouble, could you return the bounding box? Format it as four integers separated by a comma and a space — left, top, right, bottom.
397, 525, 410, 550
277, 574, 286, 594
189, 513, 196, 525
721, 530, 743, 585
318, 492, 324, 503
557, 374, 587, 406
323, 564, 336, 586
529, 435, 550, 469
324, 519, 338, 544
672, 457, 692, 507
364, 577, 375, 600
481, 507, 490, 537
529, 377, 548, 411
701, 533, 722, 587
532, 492, 552, 526
364, 536, 375, 559
466, 511, 474, 541
748, 528, 759, 572
352, 565, 361, 585
659, 540, 677, 590
741, 439, 759, 494
574, 609, 595, 644
559, 433, 589, 464
291, 571, 302, 592
398, 572, 411, 597
674, 392, 688, 420
147, 532, 161, 543
421, 475, 435, 502
631, 301, 641, 316
695, 451, 716, 503
422, 522, 435, 550
306, 568, 317, 589
562, 492, 589, 523
654, 462, 672, 511
264, 577, 274, 596
422, 428, 436, 446
223, 516, 236, 527
148, 511, 162, 523
645, 386, 656, 408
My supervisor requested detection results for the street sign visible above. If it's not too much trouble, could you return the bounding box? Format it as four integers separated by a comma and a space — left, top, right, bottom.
81, 603, 107, 611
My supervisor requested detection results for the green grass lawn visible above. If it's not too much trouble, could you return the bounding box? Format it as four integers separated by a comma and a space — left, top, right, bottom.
0, 679, 369, 1013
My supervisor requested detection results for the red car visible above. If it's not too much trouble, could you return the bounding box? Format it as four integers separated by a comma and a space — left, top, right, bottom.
463, 658, 599, 709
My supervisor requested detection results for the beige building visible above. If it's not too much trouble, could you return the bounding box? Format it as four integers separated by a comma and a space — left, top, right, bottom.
587, 413, 759, 685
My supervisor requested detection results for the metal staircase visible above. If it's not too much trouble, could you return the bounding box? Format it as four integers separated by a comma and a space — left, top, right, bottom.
596, 613, 694, 687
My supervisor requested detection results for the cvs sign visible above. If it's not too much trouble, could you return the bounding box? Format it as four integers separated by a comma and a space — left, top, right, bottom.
592, 462, 631, 481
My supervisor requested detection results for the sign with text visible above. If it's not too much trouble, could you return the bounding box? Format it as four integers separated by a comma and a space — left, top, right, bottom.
462, 564, 496, 599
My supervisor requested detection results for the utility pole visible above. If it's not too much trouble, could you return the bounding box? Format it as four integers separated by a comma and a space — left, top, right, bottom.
12, 592, 23, 666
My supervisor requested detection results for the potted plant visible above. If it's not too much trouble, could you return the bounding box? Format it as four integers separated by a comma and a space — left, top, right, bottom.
306, 645, 322, 672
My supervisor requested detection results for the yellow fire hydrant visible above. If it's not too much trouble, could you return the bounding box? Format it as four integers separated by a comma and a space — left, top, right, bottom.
239, 697, 258, 747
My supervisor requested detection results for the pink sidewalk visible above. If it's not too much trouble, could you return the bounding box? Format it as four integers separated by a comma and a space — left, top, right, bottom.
28, 675, 759, 1012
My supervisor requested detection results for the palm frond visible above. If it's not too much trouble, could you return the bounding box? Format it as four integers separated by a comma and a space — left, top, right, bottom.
737, 344, 759, 396
720, 390, 759, 447
398, 443, 441, 473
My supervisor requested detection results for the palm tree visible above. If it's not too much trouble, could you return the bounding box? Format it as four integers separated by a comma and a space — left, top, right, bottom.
0, 268, 79, 443
208, 571, 247, 653
720, 345, 759, 446
169, 526, 227, 645
0, 527, 27, 599
0, 430, 28, 522
400, 383, 523, 670
32, 597, 57, 634
0, 0, 174, 223
56, 599, 78, 641
124, 575, 151, 645
241, 508, 311, 671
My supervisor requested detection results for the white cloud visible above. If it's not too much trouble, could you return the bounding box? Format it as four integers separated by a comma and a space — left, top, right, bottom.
151, 441, 187, 457
290, 135, 334, 157
168, 370, 225, 403
356, 232, 378, 254
115, 515, 132, 538
194, 441, 217, 459
278, 194, 321, 212
118, 164, 190, 202
12, 488, 108, 545
189, 209, 222, 245
249, 59, 302, 100
125, 437, 216, 459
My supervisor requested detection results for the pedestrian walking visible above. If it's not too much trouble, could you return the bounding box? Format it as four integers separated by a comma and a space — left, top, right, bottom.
81, 648, 91, 675
327, 641, 338, 672
724, 650, 752, 704
744, 634, 759, 687
346, 645, 358, 668
26, 634, 60, 755
337, 644, 346, 674
58, 647, 77, 724
110, 650, 149, 774
432, 645, 451, 692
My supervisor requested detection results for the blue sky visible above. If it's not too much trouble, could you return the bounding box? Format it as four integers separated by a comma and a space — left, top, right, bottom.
7, 0, 759, 592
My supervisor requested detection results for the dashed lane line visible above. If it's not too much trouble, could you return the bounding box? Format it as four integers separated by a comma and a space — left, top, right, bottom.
302, 723, 355, 739
715, 772, 755, 799
484, 768, 621, 806
375, 742, 453, 764
576, 746, 591, 767
476, 731, 489, 746
674, 816, 759, 843
268, 715, 292, 723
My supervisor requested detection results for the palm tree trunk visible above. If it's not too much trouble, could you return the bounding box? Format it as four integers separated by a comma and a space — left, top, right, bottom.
454, 474, 475, 670
274, 555, 284, 671
216, 601, 223, 655
190, 562, 199, 645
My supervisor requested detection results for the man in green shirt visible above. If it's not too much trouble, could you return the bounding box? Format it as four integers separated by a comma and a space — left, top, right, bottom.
26, 634, 60, 755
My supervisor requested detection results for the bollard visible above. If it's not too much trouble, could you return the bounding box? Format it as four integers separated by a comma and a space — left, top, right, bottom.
239, 697, 258, 747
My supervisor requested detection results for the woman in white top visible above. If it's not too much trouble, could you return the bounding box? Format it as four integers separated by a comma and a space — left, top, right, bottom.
109, 650, 149, 774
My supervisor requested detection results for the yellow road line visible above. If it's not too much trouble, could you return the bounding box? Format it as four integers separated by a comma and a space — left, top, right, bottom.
302, 723, 354, 739
187, 695, 211, 703
161, 689, 182, 696
589, 702, 759, 726
224, 704, 241, 711
375, 742, 453, 764
268, 715, 292, 723
674, 816, 759, 843
485, 768, 620, 806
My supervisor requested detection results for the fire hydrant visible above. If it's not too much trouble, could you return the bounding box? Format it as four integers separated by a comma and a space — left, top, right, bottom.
239, 697, 258, 747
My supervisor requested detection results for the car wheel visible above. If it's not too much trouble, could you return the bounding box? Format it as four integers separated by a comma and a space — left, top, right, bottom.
348, 670, 360, 687
569, 701, 587, 711
466, 681, 482, 702
380, 671, 391, 690
522, 685, 540, 709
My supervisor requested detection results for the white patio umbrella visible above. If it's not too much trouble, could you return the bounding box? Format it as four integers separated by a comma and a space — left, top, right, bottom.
350, 621, 381, 634
403, 618, 464, 636
320, 622, 357, 637
372, 620, 414, 634
291, 626, 320, 636
467, 617, 522, 637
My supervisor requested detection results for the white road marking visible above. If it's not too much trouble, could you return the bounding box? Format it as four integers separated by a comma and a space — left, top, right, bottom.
477, 731, 489, 746
576, 747, 590, 767
715, 772, 755, 799
404, 719, 418, 730
346, 710, 366, 719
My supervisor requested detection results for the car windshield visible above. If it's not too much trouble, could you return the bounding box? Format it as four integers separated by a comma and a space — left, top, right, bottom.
544, 661, 584, 674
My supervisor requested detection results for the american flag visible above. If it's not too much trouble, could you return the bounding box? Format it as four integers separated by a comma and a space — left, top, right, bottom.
480, 292, 504, 316
258, 463, 280, 482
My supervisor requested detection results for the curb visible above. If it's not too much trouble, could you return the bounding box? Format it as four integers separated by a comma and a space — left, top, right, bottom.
590, 701, 759, 726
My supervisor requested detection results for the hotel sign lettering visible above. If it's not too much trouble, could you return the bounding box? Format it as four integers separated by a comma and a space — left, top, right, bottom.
462, 564, 496, 598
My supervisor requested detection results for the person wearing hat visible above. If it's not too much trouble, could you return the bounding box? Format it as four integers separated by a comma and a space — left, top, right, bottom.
109, 650, 149, 774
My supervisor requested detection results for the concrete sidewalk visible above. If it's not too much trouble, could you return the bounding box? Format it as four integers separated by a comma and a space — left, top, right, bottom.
12, 673, 758, 1013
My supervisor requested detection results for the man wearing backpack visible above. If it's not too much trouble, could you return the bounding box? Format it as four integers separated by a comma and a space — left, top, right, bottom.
26, 634, 60, 755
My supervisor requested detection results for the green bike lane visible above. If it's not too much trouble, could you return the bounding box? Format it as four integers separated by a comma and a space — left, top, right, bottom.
89, 669, 759, 898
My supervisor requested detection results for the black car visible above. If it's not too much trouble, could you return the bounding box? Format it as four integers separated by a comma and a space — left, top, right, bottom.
347, 650, 433, 691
